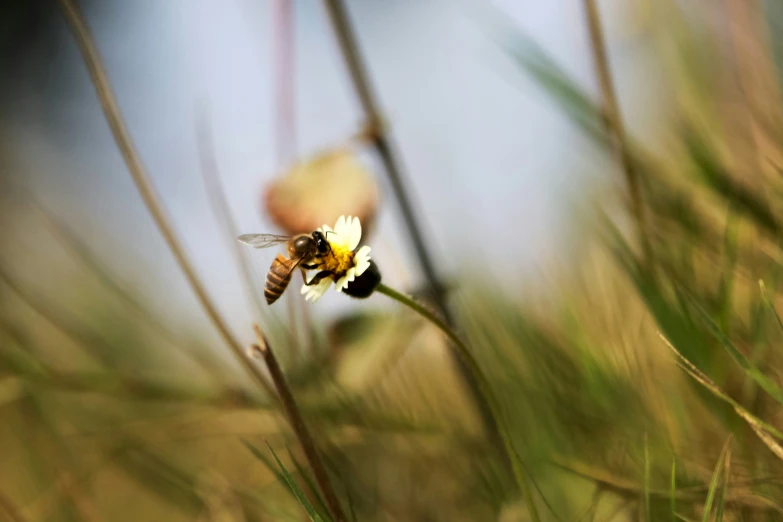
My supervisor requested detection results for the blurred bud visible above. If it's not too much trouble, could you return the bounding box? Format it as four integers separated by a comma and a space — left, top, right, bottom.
264, 147, 379, 237
343, 259, 382, 299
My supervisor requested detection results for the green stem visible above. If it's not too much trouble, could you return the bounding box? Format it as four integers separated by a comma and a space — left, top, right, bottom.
376, 283, 540, 520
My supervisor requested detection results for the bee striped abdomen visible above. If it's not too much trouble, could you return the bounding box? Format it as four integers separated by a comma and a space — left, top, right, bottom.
265, 253, 297, 304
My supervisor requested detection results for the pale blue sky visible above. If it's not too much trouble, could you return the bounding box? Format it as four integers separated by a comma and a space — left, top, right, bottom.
1, 1, 662, 350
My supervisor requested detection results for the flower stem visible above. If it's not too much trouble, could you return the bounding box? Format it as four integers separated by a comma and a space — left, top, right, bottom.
375, 283, 540, 520
321, 0, 512, 488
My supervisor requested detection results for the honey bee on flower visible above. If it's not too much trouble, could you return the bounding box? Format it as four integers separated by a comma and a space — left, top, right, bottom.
238, 215, 381, 304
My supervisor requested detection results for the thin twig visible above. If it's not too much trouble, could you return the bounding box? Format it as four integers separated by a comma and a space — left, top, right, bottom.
55, 0, 274, 398
321, 0, 508, 476
320, 0, 446, 312
582, 0, 650, 262
252, 324, 347, 522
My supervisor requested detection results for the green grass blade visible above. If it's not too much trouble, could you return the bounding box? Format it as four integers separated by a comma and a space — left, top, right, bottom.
715, 447, 730, 522
504, 34, 607, 147
265, 442, 326, 522
243, 440, 327, 522
702, 437, 731, 522
683, 127, 782, 236
761, 280, 783, 340
242, 439, 288, 486
114, 446, 204, 512
717, 214, 738, 334
659, 331, 783, 439
740, 413, 783, 462
684, 289, 783, 405
288, 449, 331, 522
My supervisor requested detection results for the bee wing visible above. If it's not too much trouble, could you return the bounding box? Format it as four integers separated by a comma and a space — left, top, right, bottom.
275, 254, 306, 278
237, 233, 292, 249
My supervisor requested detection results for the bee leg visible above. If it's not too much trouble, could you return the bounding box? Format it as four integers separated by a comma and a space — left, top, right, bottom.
301, 262, 319, 270
304, 270, 332, 286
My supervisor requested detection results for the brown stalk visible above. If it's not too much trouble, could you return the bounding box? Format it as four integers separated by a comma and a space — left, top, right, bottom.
252, 324, 347, 522
55, 0, 273, 398
320, 0, 446, 310
321, 0, 508, 473
583, 0, 650, 262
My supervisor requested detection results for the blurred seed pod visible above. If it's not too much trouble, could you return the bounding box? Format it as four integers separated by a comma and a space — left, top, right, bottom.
264, 146, 379, 237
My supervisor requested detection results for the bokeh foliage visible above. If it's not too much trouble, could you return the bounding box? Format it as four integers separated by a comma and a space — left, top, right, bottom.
5, 1, 783, 521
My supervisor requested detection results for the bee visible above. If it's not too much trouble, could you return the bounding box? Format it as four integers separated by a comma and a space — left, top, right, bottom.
238, 231, 331, 304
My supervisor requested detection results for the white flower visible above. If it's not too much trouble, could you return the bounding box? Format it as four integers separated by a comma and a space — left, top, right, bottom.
300, 215, 372, 302
301, 276, 332, 302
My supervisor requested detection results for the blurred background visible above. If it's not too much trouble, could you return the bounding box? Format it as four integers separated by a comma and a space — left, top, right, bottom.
3, 0, 783, 520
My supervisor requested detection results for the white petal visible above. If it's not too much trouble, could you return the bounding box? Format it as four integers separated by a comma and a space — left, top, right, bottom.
310, 279, 332, 302
356, 259, 370, 277
343, 217, 359, 250
305, 270, 317, 284
330, 231, 349, 249
302, 283, 317, 300
336, 267, 357, 292
353, 246, 371, 276
333, 216, 347, 237
301, 278, 332, 302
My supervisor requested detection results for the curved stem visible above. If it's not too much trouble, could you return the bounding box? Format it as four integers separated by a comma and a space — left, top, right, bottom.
376, 283, 540, 520
56, 0, 274, 399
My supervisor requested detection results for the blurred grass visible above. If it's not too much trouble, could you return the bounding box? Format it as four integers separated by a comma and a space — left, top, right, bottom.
5, 0, 783, 520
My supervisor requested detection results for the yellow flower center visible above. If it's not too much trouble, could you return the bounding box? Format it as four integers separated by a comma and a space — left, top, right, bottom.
320, 244, 354, 275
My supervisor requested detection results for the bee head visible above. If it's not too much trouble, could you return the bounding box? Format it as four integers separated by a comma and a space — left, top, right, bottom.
311, 231, 331, 255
